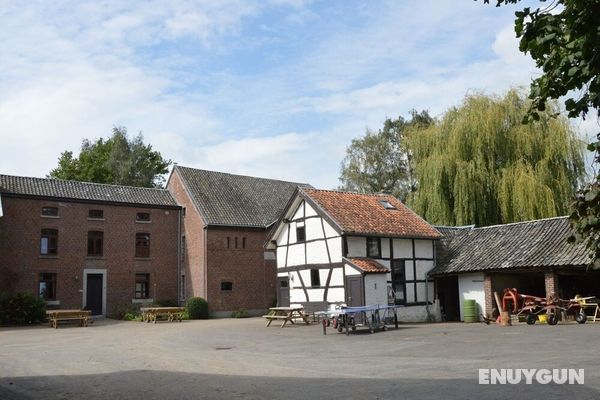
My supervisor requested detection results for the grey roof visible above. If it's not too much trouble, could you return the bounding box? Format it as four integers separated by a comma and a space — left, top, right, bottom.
432, 217, 590, 275
0, 174, 178, 207
173, 166, 310, 227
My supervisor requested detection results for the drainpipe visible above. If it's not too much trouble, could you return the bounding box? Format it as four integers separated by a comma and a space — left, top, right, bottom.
177, 208, 182, 306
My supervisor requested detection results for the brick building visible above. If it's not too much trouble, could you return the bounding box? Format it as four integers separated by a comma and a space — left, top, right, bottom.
0, 175, 181, 316
167, 165, 309, 316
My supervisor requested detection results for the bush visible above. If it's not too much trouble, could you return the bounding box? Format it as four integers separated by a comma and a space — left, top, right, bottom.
231, 308, 250, 318
0, 292, 47, 325
186, 297, 208, 319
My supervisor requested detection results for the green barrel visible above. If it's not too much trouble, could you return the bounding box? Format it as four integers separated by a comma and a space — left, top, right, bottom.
463, 299, 478, 323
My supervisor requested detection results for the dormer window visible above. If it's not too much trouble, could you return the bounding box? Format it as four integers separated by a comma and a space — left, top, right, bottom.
379, 199, 396, 210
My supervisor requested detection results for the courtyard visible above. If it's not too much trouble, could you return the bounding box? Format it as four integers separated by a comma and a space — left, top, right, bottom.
1, 318, 600, 399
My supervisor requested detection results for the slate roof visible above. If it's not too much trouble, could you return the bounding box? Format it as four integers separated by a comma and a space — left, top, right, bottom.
301, 188, 442, 239
432, 217, 590, 275
345, 258, 390, 274
0, 174, 178, 207
173, 166, 310, 228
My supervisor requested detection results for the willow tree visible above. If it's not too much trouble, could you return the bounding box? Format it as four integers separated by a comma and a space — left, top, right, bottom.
407, 89, 585, 226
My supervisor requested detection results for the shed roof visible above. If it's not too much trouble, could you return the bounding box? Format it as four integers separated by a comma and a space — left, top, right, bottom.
173, 165, 310, 228
0, 174, 178, 207
345, 258, 390, 274
301, 188, 441, 239
432, 217, 589, 275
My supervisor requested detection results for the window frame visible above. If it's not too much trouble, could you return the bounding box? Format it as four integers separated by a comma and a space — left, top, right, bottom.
366, 237, 381, 258
135, 273, 150, 299
390, 260, 406, 305
41, 207, 58, 217
87, 231, 104, 257
296, 225, 306, 243
135, 233, 151, 258
136, 212, 151, 222
221, 281, 233, 291
40, 228, 58, 255
310, 269, 321, 288
39, 273, 57, 301
88, 209, 104, 219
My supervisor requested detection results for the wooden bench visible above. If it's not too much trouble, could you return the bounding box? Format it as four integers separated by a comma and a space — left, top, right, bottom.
141, 307, 186, 323
46, 310, 91, 329
263, 307, 310, 328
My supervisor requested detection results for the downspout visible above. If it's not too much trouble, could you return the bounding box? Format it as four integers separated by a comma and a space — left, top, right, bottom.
176, 208, 182, 306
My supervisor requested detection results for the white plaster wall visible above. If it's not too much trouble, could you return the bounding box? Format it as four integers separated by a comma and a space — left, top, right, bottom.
364, 274, 389, 305
305, 202, 318, 217
458, 273, 486, 321
305, 218, 324, 241
327, 238, 342, 262
289, 222, 298, 243
286, 244, 305, 267
347, 236, 366, 257
306, 240, 329, 264
330, 267, 344, 286
405, 260, 414, 280
415, 260, 434, 280
344, 263, 361, 276
276, 224, 289, 246
406, 284, 415, 304
306, 288, 325, 302
381, 238, 391, 258
414, 239, 434, 258
327, 287, 345, 303
323, 221, 338, 238
276, 246, 287, 268
292, 202, 304, 220
299, 269, 312, 287
396, 300, 441, 322
393, 239, 413, 258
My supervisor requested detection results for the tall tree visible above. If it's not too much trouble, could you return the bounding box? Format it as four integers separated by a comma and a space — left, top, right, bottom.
338, 110, 432, 200
488, 0, 600, 266
49, 127, 171, 188
406, 90, 585, 226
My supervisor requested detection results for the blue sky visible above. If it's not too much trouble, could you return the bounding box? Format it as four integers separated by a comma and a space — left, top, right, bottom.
0, 0, 593, 188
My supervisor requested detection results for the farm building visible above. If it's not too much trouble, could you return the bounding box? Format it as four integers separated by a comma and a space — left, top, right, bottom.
167, 165, 309, 317
266, 187, 443, 322
0, 174, 181, 316
432, 217, 596, 321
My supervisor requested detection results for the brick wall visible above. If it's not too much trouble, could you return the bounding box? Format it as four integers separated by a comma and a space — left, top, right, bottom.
544, 271, 559, 298
483, 273, 494, 317
0, 196, 179, 316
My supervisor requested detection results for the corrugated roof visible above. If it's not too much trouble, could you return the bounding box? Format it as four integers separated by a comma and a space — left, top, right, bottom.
301, 188, 442, 239
174, 166, 310, 227
0, 174, 178, 207
345, 257, 390, 274
432, 217, 589, 275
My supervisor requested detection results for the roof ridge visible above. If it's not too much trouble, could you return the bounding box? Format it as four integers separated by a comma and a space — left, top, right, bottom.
175, 165, 309, 186
303, 187, 396, 198
0, 174, 169, 192
472, 216, 569, 230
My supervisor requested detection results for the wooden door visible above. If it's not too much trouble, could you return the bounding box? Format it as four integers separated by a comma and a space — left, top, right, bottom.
86, 274, 103, 315
346, 276, 364, 307
277, 277, 290, 307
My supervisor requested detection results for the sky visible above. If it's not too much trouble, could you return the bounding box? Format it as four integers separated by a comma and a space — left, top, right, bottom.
0, 0, 595, 188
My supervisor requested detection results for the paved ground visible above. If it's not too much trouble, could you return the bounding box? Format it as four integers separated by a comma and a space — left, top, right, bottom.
1, 318, 600, 399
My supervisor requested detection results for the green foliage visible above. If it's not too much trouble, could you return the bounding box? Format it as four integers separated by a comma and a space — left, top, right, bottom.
111, 305, 140, 320
122, 312, 142, 322
186, 297, 209, 319
407, 90, 585, 226
0, 292, 47, 325
231, 308, 250, 318
338, 110, 433, 201
49, 126, 171, 188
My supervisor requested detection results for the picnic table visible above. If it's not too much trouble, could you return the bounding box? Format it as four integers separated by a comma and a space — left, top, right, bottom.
263, 306, 310, 328
46, 309, 91, 329
140, 307, 186, 323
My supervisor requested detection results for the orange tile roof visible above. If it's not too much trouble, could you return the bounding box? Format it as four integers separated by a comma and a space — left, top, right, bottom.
302, 188, 441, 239
346, 258, 390, 274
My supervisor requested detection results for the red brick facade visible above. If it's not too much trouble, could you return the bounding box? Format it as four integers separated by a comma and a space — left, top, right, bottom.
0, 195, 180, 316
168, 170, 276, 315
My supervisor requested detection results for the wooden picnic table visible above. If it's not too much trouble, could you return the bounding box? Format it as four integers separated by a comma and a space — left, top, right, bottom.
46, 309, 91, 329
140, 307, 186, 323
263, 307, 310, 328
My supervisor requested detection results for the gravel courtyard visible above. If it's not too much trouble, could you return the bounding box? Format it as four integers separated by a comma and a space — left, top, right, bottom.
1, 318, 599, 399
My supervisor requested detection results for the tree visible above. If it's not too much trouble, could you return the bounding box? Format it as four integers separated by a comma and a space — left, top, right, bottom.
406, 90, 585, 226
338, 110, 432, 201
488, 0, 600, 266
49, 127, 171, 188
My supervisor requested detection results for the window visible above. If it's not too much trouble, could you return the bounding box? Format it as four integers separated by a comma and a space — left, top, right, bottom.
379, 199, 396, 210
235, 237, 238, 249
227, 237, 230, 249
135, 233, 150, 258
136, 212, 151, 222
87, 231, 103, 256
391, 260, 405, 305
310, 269, 321, 288
221, 281, 233, 291
242, 237, 246, 249
296, 225, 306, 242
181, 235, 186, 263
135, 273, 150, 299
40, 229, 58, 255
180, 275, 186, 301
39, 273, 56, 300
367, 237, 380, 258
41, 207, 58, 217
88, 209, 104, 219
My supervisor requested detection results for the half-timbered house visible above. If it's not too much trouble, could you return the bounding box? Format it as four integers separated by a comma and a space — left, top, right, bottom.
266, 188, 443, 322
